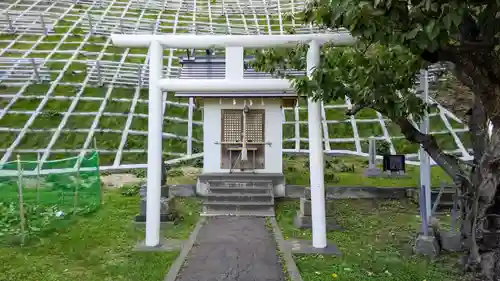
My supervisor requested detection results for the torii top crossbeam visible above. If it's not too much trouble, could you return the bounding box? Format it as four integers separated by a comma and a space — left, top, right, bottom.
110, 32, 356, 48
110, 33, 356, 92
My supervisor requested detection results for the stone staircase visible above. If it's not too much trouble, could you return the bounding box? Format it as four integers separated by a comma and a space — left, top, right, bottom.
202, 179, 275, 217
406, 187, 456, 213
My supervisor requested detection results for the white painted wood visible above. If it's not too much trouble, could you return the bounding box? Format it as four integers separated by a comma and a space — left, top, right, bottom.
202, 98, 283, 174
306, 40, 327, 249
110, 33, 355, 48
145, 40, 163, 247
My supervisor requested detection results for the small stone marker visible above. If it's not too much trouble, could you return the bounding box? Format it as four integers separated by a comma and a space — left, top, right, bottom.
364, 137, 381, 177
294, 197, 343, 231
439, 191, 463, 252
439, 231, 462, 252
135, 162, 175, 223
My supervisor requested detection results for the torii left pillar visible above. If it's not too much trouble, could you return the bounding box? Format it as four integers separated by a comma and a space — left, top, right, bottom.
145, 40, 164, 247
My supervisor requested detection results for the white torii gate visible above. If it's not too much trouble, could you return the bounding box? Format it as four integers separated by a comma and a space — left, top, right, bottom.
110, 33, 433, 248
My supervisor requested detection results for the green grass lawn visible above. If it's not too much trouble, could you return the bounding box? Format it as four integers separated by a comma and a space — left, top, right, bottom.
283, 155, 453, 187
0, 190, 200, 281
164, 154, 453, 188
276, 199, 467, 281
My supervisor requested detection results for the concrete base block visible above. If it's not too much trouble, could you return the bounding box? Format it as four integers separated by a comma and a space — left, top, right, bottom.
139, 184, 170, 198
135, 197, 176, 223
414, 234, 440, 258
134, 239, 185, 252
134, 215, 177, 224
300, 197, 312, 216
196, 178, 210, 196
381, 171, 411, 178
417, 226, 437, 237
440, 231, 462, 252
284, 239, 341, 255
274, 182, 286, 197
294, 211, 343, 230
364, 168, 381, 177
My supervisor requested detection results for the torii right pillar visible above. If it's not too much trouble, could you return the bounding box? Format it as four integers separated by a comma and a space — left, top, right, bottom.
307, 40, 328, 249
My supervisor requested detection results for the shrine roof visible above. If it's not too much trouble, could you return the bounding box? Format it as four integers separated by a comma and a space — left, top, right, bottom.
173, 56, 302, 98
178, 56, 304, 79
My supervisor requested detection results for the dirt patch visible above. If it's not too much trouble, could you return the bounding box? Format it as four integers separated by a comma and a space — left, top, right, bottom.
101, 174, 143, 189
167, 167, 201, 184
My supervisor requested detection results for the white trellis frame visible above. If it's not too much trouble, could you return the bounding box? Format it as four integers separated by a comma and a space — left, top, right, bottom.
0, 0, 472, 171
111, 33, 355, 248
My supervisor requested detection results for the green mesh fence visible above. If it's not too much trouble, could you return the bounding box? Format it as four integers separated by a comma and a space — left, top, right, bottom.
0, 151, 101, 245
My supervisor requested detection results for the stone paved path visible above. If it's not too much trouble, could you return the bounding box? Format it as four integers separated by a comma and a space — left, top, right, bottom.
175, 217, 285, 281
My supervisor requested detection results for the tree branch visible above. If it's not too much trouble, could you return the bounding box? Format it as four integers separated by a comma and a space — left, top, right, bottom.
394, 117, 468, 182
345, 102, 368, 116
467, 95, 488, 164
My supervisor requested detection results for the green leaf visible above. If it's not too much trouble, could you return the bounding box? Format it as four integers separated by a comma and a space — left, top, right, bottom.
406, 27, 420, 40
424, 0, 431, 11
425, 19, 436, 35
443, 14, 452, 30
450, 12, 462, 26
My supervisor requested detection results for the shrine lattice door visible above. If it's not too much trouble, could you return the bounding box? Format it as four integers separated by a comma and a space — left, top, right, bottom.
220, 109, 265, 170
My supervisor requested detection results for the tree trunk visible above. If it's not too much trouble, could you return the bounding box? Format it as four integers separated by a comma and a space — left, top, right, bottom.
467, 127, 500, 281
394, 91, 500, 281
447, 52, 500, 281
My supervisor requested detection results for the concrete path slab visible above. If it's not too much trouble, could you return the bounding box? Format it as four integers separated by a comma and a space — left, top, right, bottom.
174, 217, 285, 281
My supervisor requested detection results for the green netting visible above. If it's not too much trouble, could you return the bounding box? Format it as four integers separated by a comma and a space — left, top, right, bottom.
0, 151, 101, 245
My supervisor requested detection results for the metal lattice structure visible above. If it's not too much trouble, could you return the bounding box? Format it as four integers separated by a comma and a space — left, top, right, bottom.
0, 0, 471, 171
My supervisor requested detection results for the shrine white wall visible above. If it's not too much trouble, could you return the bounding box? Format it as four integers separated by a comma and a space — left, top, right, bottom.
202, 98, 283, 174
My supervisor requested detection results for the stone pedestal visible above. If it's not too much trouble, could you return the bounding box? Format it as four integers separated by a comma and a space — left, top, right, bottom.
364, 137, 381, 177
134, 184, 175, 223
135, 196, 176, 222
294, 198, 343, 230
284, 239, 341, 255
364, 168, 381, 177
414, 234, 440, 258
440, 231, 462, 252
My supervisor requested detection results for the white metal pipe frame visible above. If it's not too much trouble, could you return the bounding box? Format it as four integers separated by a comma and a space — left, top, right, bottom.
110, 33, 432, 249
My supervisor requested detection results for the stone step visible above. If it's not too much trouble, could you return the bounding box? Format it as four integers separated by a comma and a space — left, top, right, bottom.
208, 186, 272, 195
207, 178, 274, 183
211, 183, 273, 190
199, 173, 282, 182
200, 209, 275, 217
205, 201, 274, 207
207, 179, 273, 188
202, 201, 275, 216
205, 194, 274, 203
417, 201, 454, 210
407, 188, 457, 210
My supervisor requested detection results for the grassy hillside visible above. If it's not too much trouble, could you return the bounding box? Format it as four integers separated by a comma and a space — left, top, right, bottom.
0, 0, 470, 169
